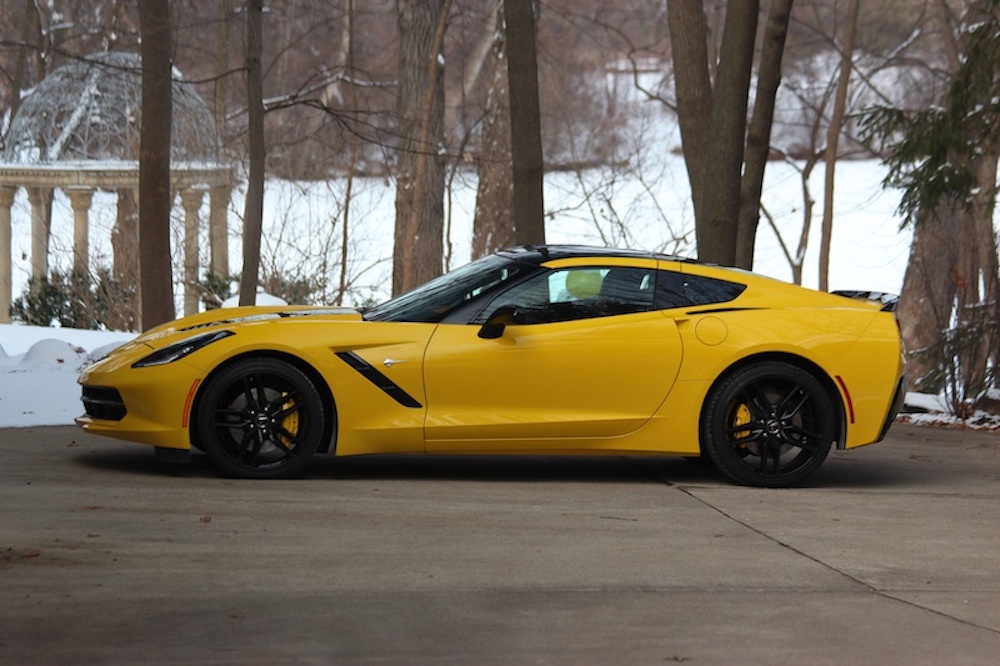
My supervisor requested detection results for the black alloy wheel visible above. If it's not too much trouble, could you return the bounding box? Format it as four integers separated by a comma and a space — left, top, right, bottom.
196, 357, 325, 479
702, 361, 835, 488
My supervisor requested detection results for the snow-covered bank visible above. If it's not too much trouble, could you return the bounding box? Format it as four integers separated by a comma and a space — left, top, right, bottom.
0, 324, 133, 427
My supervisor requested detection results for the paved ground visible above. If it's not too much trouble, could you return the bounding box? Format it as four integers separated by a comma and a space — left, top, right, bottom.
1, 423, 999, 665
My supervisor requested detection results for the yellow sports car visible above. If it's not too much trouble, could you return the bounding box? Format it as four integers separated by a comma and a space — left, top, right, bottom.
77, 246, 905, 487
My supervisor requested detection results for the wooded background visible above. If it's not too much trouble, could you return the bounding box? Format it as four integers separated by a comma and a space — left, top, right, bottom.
1, 0, 997, 412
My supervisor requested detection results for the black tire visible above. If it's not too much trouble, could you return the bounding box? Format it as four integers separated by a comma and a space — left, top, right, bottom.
702, 362, 835, 488
196, 357, 326, 479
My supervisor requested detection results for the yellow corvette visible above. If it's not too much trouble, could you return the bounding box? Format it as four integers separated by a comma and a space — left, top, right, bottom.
77, 246, 905, 487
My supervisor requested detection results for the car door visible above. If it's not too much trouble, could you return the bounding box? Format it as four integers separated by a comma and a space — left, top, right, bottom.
422, 263, 683, 450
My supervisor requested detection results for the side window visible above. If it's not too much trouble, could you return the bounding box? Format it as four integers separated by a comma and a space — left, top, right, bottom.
476, 266, 655, 324
655, 270, 747, 309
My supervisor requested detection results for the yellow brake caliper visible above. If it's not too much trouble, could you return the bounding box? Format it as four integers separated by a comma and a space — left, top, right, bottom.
278, 395, 299, 449
733, 403, 752, 444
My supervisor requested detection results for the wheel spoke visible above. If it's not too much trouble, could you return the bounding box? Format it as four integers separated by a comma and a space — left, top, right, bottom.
778, 386, 811, 420
241, 375, 257, 410
725, 420, 764, 437
270, 392, 302, 420
273, 424, 304, 448
739, 382, 772, 420
726, 429, 764, 448
765, 438, 776, 473
237, 430, 260, 465
214, 407, 250, 429
786, 425, 824, 449
244, 374, 270, 412
269, 430, 298, 454
757, 439, 770, 473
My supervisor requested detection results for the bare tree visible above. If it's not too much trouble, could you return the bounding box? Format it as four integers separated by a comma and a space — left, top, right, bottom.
338, 0, 358, 305
696, 0, 758, 266
503, 0, 545, 246
736, 0, 793, 269
239, 0, 265, 306
472, 3, 513, 258
669, 0, 793, 268
138, 0, 176, 328
8, 0, 45, 129
817, 0, 860, 292
392, 0, 449, 295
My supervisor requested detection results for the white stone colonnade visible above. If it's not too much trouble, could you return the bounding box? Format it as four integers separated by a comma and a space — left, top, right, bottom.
0, 164, 231, 325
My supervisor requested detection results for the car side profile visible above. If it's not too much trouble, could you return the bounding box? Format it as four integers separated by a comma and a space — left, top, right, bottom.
77, 245, 905, 487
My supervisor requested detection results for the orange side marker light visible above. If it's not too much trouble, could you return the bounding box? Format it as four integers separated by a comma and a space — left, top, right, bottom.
182, 379, 202, 428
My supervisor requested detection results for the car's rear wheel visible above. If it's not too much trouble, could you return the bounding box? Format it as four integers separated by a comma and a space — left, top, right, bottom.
702, 362, 834, 488
196, 358, 325, 479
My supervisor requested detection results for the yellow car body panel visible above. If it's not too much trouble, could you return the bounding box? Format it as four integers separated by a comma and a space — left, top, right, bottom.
76, 246, 905, 486
423, 310, 682, 449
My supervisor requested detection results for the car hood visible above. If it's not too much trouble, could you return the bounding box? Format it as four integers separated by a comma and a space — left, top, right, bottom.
138, 305, 364, 345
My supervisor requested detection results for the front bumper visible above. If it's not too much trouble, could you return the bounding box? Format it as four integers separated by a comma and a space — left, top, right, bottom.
77, 355, 202, 451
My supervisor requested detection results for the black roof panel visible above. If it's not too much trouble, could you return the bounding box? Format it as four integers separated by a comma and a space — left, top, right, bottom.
497, 244, 696, 265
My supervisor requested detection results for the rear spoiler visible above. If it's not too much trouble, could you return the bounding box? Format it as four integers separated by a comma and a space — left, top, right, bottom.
832, 290, 899, 313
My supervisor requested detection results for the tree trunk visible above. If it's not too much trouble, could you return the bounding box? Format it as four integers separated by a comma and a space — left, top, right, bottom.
897, 205, 959, 393
696, 0, 758, 266
901, 170, 996, 401
666, 0, 713, 222
138, 0, 176, 329
239, 0, 265, 306
9, 0, 40, 125
956, 153, 999, 397
670, 0, 761, 267
736, 0, 793, 270
897, 0, 1000, 400
818, 0, 861, 292
670, 1, 795, 269
338, 0, 358, 305
472, 5, 514, 259
503, 0, 545, 247
393, 0, 448, 295
214, 0, 232, 148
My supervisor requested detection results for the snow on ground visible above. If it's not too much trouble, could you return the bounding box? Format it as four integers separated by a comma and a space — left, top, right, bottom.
0, 324, 133, 427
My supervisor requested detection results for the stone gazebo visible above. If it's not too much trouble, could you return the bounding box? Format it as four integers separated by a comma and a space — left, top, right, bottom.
0, 52, 231, 324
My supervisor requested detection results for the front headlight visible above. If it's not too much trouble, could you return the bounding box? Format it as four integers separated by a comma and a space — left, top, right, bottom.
132, 330, 234, 368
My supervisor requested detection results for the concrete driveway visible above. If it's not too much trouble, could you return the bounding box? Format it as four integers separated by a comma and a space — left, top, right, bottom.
1, 423, 998, 664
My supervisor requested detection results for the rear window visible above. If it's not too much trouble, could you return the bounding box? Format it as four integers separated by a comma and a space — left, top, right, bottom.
656, 271, 747, 309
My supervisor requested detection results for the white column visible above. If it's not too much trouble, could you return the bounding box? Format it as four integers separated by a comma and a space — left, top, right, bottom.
0, 187, 16, 324
27, 187, 52, 281
66, 188, 95, 274
209, 185, 231, 278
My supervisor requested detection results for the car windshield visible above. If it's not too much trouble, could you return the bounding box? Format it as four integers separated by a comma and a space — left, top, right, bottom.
363, 253, 531, 323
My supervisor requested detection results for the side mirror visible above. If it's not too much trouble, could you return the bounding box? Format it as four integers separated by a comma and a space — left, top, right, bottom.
478, 305, 519, 339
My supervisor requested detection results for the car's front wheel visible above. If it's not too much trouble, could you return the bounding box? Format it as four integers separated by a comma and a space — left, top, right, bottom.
702, 362, 835, 488
196, 357, 325, 479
